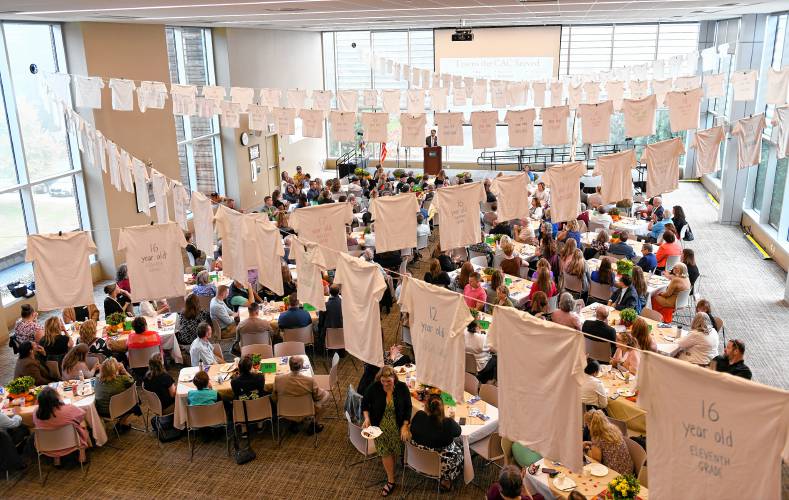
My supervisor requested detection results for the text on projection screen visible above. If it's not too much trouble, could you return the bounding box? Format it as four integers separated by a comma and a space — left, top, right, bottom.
439, 57, 554, 81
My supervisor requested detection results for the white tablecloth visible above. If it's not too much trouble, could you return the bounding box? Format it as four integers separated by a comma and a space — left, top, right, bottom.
460, 402, 499, 483
611, 217, 649, 237
72, 393, 109, 446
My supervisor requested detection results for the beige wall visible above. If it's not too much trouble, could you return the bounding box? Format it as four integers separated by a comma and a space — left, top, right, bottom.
65, 22, 180, 277
434, 26, 562, 77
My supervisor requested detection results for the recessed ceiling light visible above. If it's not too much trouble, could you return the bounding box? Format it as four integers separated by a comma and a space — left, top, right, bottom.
720, 2, 739, 6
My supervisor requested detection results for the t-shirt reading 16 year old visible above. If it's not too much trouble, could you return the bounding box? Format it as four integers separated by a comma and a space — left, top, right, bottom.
118, 223, 187, 302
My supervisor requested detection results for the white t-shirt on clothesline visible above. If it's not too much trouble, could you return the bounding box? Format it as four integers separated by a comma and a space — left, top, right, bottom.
252, 219, 285, 296
577, 101, 613, 144
435, 182, 486, 251
109, 78, 135, 111
289, 202, 353, 269
298, 109, 323, 139
541, 161, 586, 222
765, 67, 789, 105
118, 222, 187, 302
593, 149, 636, 205
690, 126, 725, 176
26, 231, 97, 311
292, 238, 329, 312
470, 111, 498, 149
361, 112, 388, 144
399, 113, 427, 147
74, 76, 104, 109
430, 87, 448, 112
190, 191, 214, 258
329, 111, 356, 142
644, 137, 685, 198
490, 172, 531, 222
433, 112, 464, 146
369, 193, 420, 253
731, 70, 758, 101
731, 113, 766, 169
540, 105, 570, 146
504, 109, 536, 148
622, 95, 657, 138
665, 88, 704, 132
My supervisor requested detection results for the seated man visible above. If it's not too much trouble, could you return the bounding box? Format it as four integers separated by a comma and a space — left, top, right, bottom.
581, 305, 617, 357
607, 232, 636, 260
609, 275, 640, 312
237, 302, 273, 337
272, 355, 330, 434
646, 209, 672, 243
189, 322, 224, 367
277, 292, 312, 330
711, 339, 752, 380
637, 243, 658, 272
319, 285, 343, 336
210, 285, 238, 339
639, 196, 664, 220
589, 206, 613, 229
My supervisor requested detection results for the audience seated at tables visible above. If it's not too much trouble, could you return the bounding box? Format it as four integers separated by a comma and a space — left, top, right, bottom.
580, 359, 608, 409
532, 236, 560, 279
484, 270, 504, 304
409, 394, 463, 492
260, 264, 298, 301
62, 304, 100, 323
528, 268, 557, 305
493, 285, 514, 308
33, 387, 89, 465
228, 280, 261, 311
433, 246, 457, 273
646, 209, 672, 243
564, 248, 590, 293
39, 317, 73, 362
529, 197, 543, 220
11, 304, 43, 345
636, 243, 657, 273
277, 292, 313, 330
483, 205, 498, 228
658, 222, 678, 244
103, 283, 132, 318
0, 403, 29, 472
142, 354, 176, 412
95, 358, 141, 429
512, 221, 537, 245
231, 355, 268, 400
611, 332, 640, 375
176, 293, 211, 346
192, 270, 217, 297
77, 319, 115, 360
655, 232, 682, 271
630, 317, 657, 352
465, 321, 492, 373
695, 299, 718, 330
672, 205, 688, 235
712, 339, 752, 380
187, 370, 220, 406
675, 312, 719, 365
585, 229, 610, 260
499, 242, 523, 277
184, 231, 202, 265
557, 219, 582, 247
61, 344, 96, 380
607, 232, 637, 260
127, 316, 162, 355
558, 238, 578, 273
210, 285, 238, 338
583, 409, 634, 475
529, 291, 551, 320
534, 181, 549, 205
463, 272, 487, 311
424, 258, 451, 288
582, 305, 617, 356
609, 275, 640, 312
589, 206, 613, 229
638, 196, 664, 220
631, 267, 648, 312
552, 293, 583, 331
190, 322, 224, 367
652, 262, 691, 322
682, 248, 700, 293
487, 464, 545, 500
529, 258, 555, 282
590, 258, 616, 290
318, 285, 343, 338
140, 299, 169, 318
273, 355, 330, 434
14, 341, 59, 385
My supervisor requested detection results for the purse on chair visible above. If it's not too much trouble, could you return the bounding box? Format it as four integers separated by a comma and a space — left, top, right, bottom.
233, 400, 256, 465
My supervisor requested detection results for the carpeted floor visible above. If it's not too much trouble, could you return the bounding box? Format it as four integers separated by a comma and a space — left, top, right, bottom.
1, 182, 787, 499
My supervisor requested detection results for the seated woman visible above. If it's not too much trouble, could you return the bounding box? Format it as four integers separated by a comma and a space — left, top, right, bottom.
590, 257, 616, 290
652, 263, 691, 323
611, 332, 640, 375
527, 268, 557, 305
630, 317, 657, 352
585, 229, 610, 260
529, 257, 555, 282
231, 355, 268, 400
62, 304, 99, 324
142, 354, 176, 413
14, 341, 58, 385
558, 239, 578, 274
631, 267, 649, 313
33, 387, 89, 465
95, 358, 141, 431
103, 283, 132, 318
492, 285, 513, 308
140, 299, 169, 318
61, 344, 96, 380
564, 249, 589, 294
583, 409, 634, 475
682, 248, 700, 294
465, 321, 492, 374
192, 270, 217, 297
410, 394, 463, 492
551, 292, 583, 331
487, 464, 545, 500
529, 291, 551, 319
78, 319, 113, 359
499, 242, 522, 278
528, 197, 543, 220
557, 219, 582, 247
433, 246, 456, 273
485, 270, 504, 305
188, 370, 220, 406
127, 317, 162, 360
176, 293, 211, 346
676, 312, 719, 365
39, 317, 73, 362
423, 258, 451, 288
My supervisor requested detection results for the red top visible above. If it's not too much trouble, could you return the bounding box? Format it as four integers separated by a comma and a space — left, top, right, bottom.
127, 330, 161, 350
528, 280, 557, 302
655, 241, 682, 267
463, 284, 487, 309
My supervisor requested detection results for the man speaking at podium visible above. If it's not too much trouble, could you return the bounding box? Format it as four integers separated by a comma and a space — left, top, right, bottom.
425, 129, 438, 147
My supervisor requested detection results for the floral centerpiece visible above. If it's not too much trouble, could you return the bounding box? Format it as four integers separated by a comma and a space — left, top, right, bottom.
610, 207, 621, 222
610, 230, 623, 244
6, 376, 36, 401
251, 354, 262, 370
392, 168, 406, 179
616, 258, 634, 277
191, 265, 205, 277
619, 308, 638, 327
354, 167, 371, 178
105, 312, 126, 333
606, 474, 641, 500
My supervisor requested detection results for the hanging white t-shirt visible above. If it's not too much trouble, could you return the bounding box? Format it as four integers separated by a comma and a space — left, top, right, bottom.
202, 85, 225, 101
651, 79, 672, 107
490, 172, 531, 222
472, 80, 488, 106
504, 109, 535, 148
531, 82, 546, 108
132, 158, 150, 216
150, 169, 170, 224
170, 84, 197, 116
292, 238, 329, 312
298, 109, 323, 139
108, 78, 135, 111
430, 87, 448, 112
435, 182, 486, 250
577, 101, 613, 144
247, 104, 269, 132
701, 46, 719, 72
94, 131, 107, 173
629, 80, 650, 100
399, 113, 427, 147
118, 223, 187, 302
333, 253, 388, 367
406, 89, 425, 114
506, 82, 527, 107
138, 81, 168, 112
74, 76, 104, 109
433, 112, 464, 146
463, 77, 474, 96
541, 161, 586, 222
583, 81, 601, 104
171, 181, 190, 231
369, 193, 420, 253
765, 67, 789, 105
220, 101, 242, 129
190, 191, 214, 257
540, 105, 570, 146
773, 106, 789, 159
329, 111, 356, 142
311, 89, 332, 111
470, 111, 498, 149
703, 73, 726, 98
382, 90, 401, 114
252, 219, 285, 296
431, 73, 441, 89
286, 89, 306, 110
119, 149, 134, 193
637, 353, 789, 500
604, 80, 625, 111
567, 83, 583, 109
490, 80, 507, 109
230, 87, 254, 112
338, 90, 359, 112
622, 95, 657, 138
644, 137, 685, 198
549, 80, 564, 107
674, 75, 701, 91
731, 70, 758, 101
259, 88, 282, 108
363, 89, 378, 108
214, 205, 249, 284
361, 112, 388, 143
398, 277, 472, 402
453, 86, 468, 107
273, 107, 296, 136
731, 113, 766, 169
107, 141, 122, 191
196, 97, 220, 119
26, 232, 97, 311
691, 126, 726, 175
665, 88, 704, 132
593, 149, 636, 205
487, 306, 586, 472
289, 203, 353, 268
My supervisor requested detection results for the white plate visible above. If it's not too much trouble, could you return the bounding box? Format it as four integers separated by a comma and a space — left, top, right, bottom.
552, 475, 576, 491
361, 426, 382, 440
179, 373, 194, 382
617, 388, 636, 397
394, 365, 415, 375
585, 463, 609, 477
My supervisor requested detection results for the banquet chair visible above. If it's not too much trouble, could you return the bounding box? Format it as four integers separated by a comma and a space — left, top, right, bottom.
479, 384, 498, 407
34, 425, 86, 483
345, 413, 379, 468
138, 386, 174, 445
274, 341, 306, 357
401, 441, 442, 497
626, 437, 647, 478
465, 353, 478, 374
416, 234, 429, 258
315, 353, 341, 418
607, 416, 628, 437
665, 254, 681, 270
588, 281, 613, 304
585, 338, 613, 363
561, 274, 584, 297
547, 295, 559, 312
165, 296, 185, 314
282, 325, 314, 356
185, 402, 231, 461
240, 331, 272, 347
241, 344, 274, 359
325, 328, 354, 369
587, 220, 607, 233
470, 255, 488, 268
196, 295, 212, 312
690, 275, 702, 306
470, 431, 505, 471
232, 396, 275, 444
401, 324, 412, 346
102, 384, 139, 442
128, 345, 161, 370
714, 317, 725, 345
277, 393, 318, 447
672, 289, 693, 327
464, 372, 480, 395
639, 308, 663, 322
45, 361, 61, 381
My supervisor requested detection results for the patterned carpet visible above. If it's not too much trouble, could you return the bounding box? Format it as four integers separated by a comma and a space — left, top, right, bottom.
1, 182, 787, 498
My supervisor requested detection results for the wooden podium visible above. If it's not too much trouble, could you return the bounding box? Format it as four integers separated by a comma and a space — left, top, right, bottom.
423, 146, 442, 175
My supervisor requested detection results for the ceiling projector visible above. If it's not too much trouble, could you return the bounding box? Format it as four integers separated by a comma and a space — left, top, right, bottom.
451, 29, 474, 42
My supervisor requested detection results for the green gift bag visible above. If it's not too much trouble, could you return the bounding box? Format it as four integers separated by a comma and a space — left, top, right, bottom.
260, 363, 277, 373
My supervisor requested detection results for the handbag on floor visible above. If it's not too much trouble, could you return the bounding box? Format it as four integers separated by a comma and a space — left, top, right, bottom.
683, 225, 695, 241
233, 400, 256, 465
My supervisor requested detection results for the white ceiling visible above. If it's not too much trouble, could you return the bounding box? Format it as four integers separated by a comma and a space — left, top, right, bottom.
0, 0, 786, 31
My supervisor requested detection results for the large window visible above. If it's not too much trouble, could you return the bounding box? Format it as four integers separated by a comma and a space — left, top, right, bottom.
165, 27, 224, 195
0, 23, 90, 299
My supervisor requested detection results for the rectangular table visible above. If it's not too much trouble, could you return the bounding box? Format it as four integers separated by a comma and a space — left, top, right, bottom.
237, 301, 319, 331
448, 263, 533, 308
